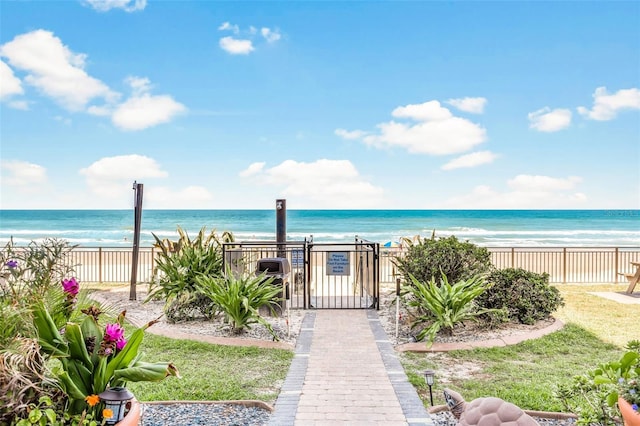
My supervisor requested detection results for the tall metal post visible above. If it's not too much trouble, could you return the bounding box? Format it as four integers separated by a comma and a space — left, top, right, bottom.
276, 199, 286, 258
130, 182, 144, 301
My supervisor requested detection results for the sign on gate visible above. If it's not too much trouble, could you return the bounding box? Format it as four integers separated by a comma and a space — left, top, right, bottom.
326, 252, 350, 275
292, 249, 304, 268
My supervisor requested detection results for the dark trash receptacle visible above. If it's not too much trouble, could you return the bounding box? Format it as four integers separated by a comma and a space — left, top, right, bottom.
255, 258, 290, 316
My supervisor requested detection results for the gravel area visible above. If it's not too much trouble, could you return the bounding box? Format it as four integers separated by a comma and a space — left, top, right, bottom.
139, 403, 578, 425
141, 403, 270, 426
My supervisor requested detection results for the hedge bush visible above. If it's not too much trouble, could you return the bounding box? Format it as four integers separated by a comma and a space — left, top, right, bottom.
394, 234, 493, 285
477, 268, 564, 325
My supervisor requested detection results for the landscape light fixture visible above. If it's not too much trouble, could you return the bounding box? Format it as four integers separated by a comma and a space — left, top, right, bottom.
98, 387, 134, 425
423, 369, 435, 406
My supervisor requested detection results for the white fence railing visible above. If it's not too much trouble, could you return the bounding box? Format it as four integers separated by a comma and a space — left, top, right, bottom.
60, 246, 640, 284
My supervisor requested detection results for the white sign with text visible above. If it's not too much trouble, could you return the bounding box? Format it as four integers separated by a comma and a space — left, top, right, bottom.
326, 252, 350, 276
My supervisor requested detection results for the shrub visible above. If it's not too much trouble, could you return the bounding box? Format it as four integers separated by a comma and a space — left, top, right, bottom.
402, 272, 497, 345
394, 234, 492, 286
556, 340, 640, 425
1, 237, 77, 301
148, 226, 233, 321
476, 268, 564, 325
196, 270, 282, 339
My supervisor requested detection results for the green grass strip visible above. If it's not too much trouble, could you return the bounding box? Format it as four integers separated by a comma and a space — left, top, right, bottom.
126, 333, 293, 403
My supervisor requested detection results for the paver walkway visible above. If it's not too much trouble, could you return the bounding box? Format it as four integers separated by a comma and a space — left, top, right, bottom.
269, 310, 432, 426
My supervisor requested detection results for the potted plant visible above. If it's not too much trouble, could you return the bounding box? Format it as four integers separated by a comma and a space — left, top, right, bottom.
618, 377, 639, 426
32, 278, 180, 424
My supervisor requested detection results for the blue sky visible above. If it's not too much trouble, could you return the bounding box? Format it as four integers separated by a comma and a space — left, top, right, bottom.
1, 0, 639, 210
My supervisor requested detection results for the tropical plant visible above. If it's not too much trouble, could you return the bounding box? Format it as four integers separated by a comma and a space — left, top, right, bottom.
402, 272, 497, 345
0, 238, 77, 301
32, 296, 179, 417
394, 234, 492, 287
556, 340, 640, 425
0, 338, 64, 424
148, 226, 233, 321
476, 268, 564, 325
196, 270, 282, 339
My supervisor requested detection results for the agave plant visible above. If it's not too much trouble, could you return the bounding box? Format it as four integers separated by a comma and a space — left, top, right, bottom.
148, 226, 234, 321
403, 272, 497, 345
196, 269, 283, 340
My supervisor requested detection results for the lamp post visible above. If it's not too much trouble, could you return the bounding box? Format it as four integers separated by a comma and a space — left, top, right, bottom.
423, 369, 435, 406
98, 387, 134, 425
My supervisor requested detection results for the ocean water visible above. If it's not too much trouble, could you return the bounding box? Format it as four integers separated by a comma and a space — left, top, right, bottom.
0, 209, 638, 248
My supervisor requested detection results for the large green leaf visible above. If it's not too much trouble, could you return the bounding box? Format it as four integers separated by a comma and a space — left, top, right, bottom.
113, 361, 180, 383
64, 322, 92, 369
32, 302, 68, 357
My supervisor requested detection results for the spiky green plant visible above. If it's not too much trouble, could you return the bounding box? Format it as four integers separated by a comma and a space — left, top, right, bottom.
148, 227, 233, 321
403, 272, 497, 345
196, 270, 283, 339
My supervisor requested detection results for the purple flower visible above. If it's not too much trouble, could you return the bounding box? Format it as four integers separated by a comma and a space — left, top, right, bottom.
104, 347, 112, 356
116, 338, 127, 351
104, 323, 125, 343
5, 260, 18, 269
62, 278, 79, 296
632, 403, 638, 412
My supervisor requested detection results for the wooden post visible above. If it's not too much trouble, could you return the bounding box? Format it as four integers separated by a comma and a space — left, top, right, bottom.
98, 247, 103, 283
614, 247, 619, 283
562, 247, 567, 284
130, 182, 144, 301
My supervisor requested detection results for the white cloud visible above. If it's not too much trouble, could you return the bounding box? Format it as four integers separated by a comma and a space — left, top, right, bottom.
239, 162, 266, 177
218, 22, 240, 34
240, 159, 385, 208
440, 175, 586, 209
1, 160, 47, 186
349, 100, 486, 155
335, 128, 368, 140
441, 151, 498, 170
111, 76, 186, 130
0, 30, 118, 111
446, 97, 487, 114
392, 100, 452, 121
577, 87, 640, 121
219, 37, 255, 55
261, 27, 281, 43
79, 154, 168, 198
84, 0, 146, 12
0, 60, 23, 99
8, 100, 29, 110
528, 107, 572, 132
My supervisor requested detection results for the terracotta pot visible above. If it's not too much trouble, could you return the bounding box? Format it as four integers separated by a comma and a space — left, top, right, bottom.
115, 398, 141, 426
619, 397, 640, 426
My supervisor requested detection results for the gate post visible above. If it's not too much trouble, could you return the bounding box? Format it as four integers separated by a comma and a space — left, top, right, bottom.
276, 199, 286, 258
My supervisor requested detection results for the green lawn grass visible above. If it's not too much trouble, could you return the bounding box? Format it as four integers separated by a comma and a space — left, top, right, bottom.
400, 283, 640, 411
126, 334, 293, 404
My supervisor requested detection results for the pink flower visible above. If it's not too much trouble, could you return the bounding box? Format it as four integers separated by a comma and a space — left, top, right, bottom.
116, 338, 127, 351
104, 323, 124, 342
62, 278, 79, 296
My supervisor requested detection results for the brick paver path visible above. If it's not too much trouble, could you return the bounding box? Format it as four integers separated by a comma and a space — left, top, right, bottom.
269, 310, 432, 426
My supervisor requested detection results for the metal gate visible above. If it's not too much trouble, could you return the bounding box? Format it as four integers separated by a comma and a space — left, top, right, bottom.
222, 237, 380, 310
